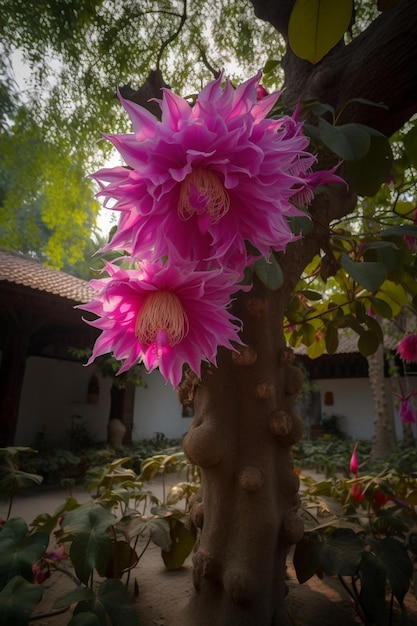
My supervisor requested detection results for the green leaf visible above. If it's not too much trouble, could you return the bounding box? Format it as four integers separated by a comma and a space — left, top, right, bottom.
288, 0, 353, 64
0, 575, 43, 626
325, 323, 338, 355
404, 124, 417, 168
346, 134, 392, 196
63, 503, 116, 535
254, 255, 284, 290
300, 289, 323, 301
382, 224, 417, 238
70, 531, 113, 585
0, 518, 48, 587
358, 330, 380, 357
321, 528, 363, 576
97, 579, 140, 626
161, 519, 195, 570
293, 533, 323, 583
53, 587, 94, 610
263, 59, 280, 74
359, 552, 386, 624
288, 216, 313, 236
318, 119, 371, 160
68, 614, 101, 626
368, 297, 393, 318
367, 537, 412, 606
105, 541, 138, 578
341, 253, 387, 291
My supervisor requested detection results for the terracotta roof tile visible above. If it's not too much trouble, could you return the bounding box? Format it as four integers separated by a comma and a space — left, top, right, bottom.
0, 249, 94, 303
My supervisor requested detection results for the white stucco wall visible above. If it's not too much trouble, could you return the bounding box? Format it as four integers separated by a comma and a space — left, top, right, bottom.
314, 376, 407, 440
7, 352, 415, 448
14, 356, 112, 448
132, 370, 193, 441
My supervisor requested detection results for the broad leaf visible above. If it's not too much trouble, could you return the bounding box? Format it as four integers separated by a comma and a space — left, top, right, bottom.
161, 519, 195, 570
0, 575, 43, 626
341, 253, 387, 291
368, 297, 392, 318
320, 528, 363, 576
359, 552, 386, 624
293, 533, 323, 583
358, 330, 381, 357
97, 579, 140, 626
70, 531, 113, 585
404, 124, 417, 168
254, 255, 284, 290
367, 537, 412, 606
288, 0, 353, 64
324, 323, 338, 355
346, 134, 392, 196
0, 518, 48, 587
318, 119, 370, 160
53, 586, 94, 610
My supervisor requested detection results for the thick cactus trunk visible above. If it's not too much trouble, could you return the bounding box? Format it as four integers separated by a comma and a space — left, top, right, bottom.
182, 279, 304, 626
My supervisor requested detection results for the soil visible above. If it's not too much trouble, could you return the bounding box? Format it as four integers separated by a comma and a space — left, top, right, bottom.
30, 542, 417, 626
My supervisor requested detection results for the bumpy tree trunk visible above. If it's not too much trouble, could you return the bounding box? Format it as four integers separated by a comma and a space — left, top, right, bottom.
368, 343, 397, 459
182, 280, 304, 626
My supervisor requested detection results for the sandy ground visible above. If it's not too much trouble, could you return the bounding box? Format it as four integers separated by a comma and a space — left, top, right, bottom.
2, 477, 417, 626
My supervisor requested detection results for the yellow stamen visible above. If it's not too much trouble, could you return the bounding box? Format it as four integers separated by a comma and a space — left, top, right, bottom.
135, 291, 189, 346
178, 167, 230, 223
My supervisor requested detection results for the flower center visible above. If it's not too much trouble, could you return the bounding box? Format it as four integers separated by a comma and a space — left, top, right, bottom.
178, 167, 230, 223
135, 291, 189, 347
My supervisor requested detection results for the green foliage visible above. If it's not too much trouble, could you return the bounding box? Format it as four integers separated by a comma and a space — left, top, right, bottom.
296, 465, 417, 624
288, 0, 353, 64
0, 575, 43, 626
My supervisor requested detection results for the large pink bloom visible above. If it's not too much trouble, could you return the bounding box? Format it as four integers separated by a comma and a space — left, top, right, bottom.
77, 261, 243, 387
92, 72, 342, 269
397, 334, 417, 363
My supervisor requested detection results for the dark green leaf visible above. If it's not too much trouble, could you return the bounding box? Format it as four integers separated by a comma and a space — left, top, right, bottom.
254, 256, 284, 290
97, 579, 140, 626
321, 528, 363, 576
68, 614, 101, 626
53, 587, 94, 610
404, 125, 417, 168
0, 575, 43, 626
300, 289, 323, 301
0, 518, 48, 587
293, 534, 323, 583
368, 297, 393, 318
341, 253, 387, 291
325, 323, 338, 355
70, 531, 113, 585
364, 315, 383, 342
368, 537, 412, 606
382, 225, 417, 238
346, 134, 392, 196
359, 552, 386, 624
288, 216, 313, 236
358, 330, 381, 357
161, 519, 195, 570
319, 119, 370, 160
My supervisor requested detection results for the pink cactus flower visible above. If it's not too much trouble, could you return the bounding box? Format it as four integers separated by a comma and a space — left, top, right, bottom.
350, 442, 359, 477
92, 72, 344, 269
397, 334, 417, 363
393, 381, 417, 424
399, 399, 417, 424
77, 261, 245, 387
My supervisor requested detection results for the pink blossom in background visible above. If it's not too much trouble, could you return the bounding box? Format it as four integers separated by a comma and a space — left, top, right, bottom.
77, 261, 244, 387
399, 399, 417, 424
397, 334, 417, 363
349, 442, 359, 477
92, 72, 344, 269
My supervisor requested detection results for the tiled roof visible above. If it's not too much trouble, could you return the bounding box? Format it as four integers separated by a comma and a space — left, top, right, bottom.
0, 249, 94, 304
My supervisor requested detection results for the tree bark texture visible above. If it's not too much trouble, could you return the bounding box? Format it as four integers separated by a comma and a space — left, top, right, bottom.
367, 343, 397, 459
179, 2, 417, 624
182, 279, 304, 626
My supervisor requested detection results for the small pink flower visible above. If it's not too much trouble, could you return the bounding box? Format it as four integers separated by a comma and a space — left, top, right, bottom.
350, 442, 359, 477
397, 334, 417, 363
399, 399, 417, 424
77, 261, 245, 387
